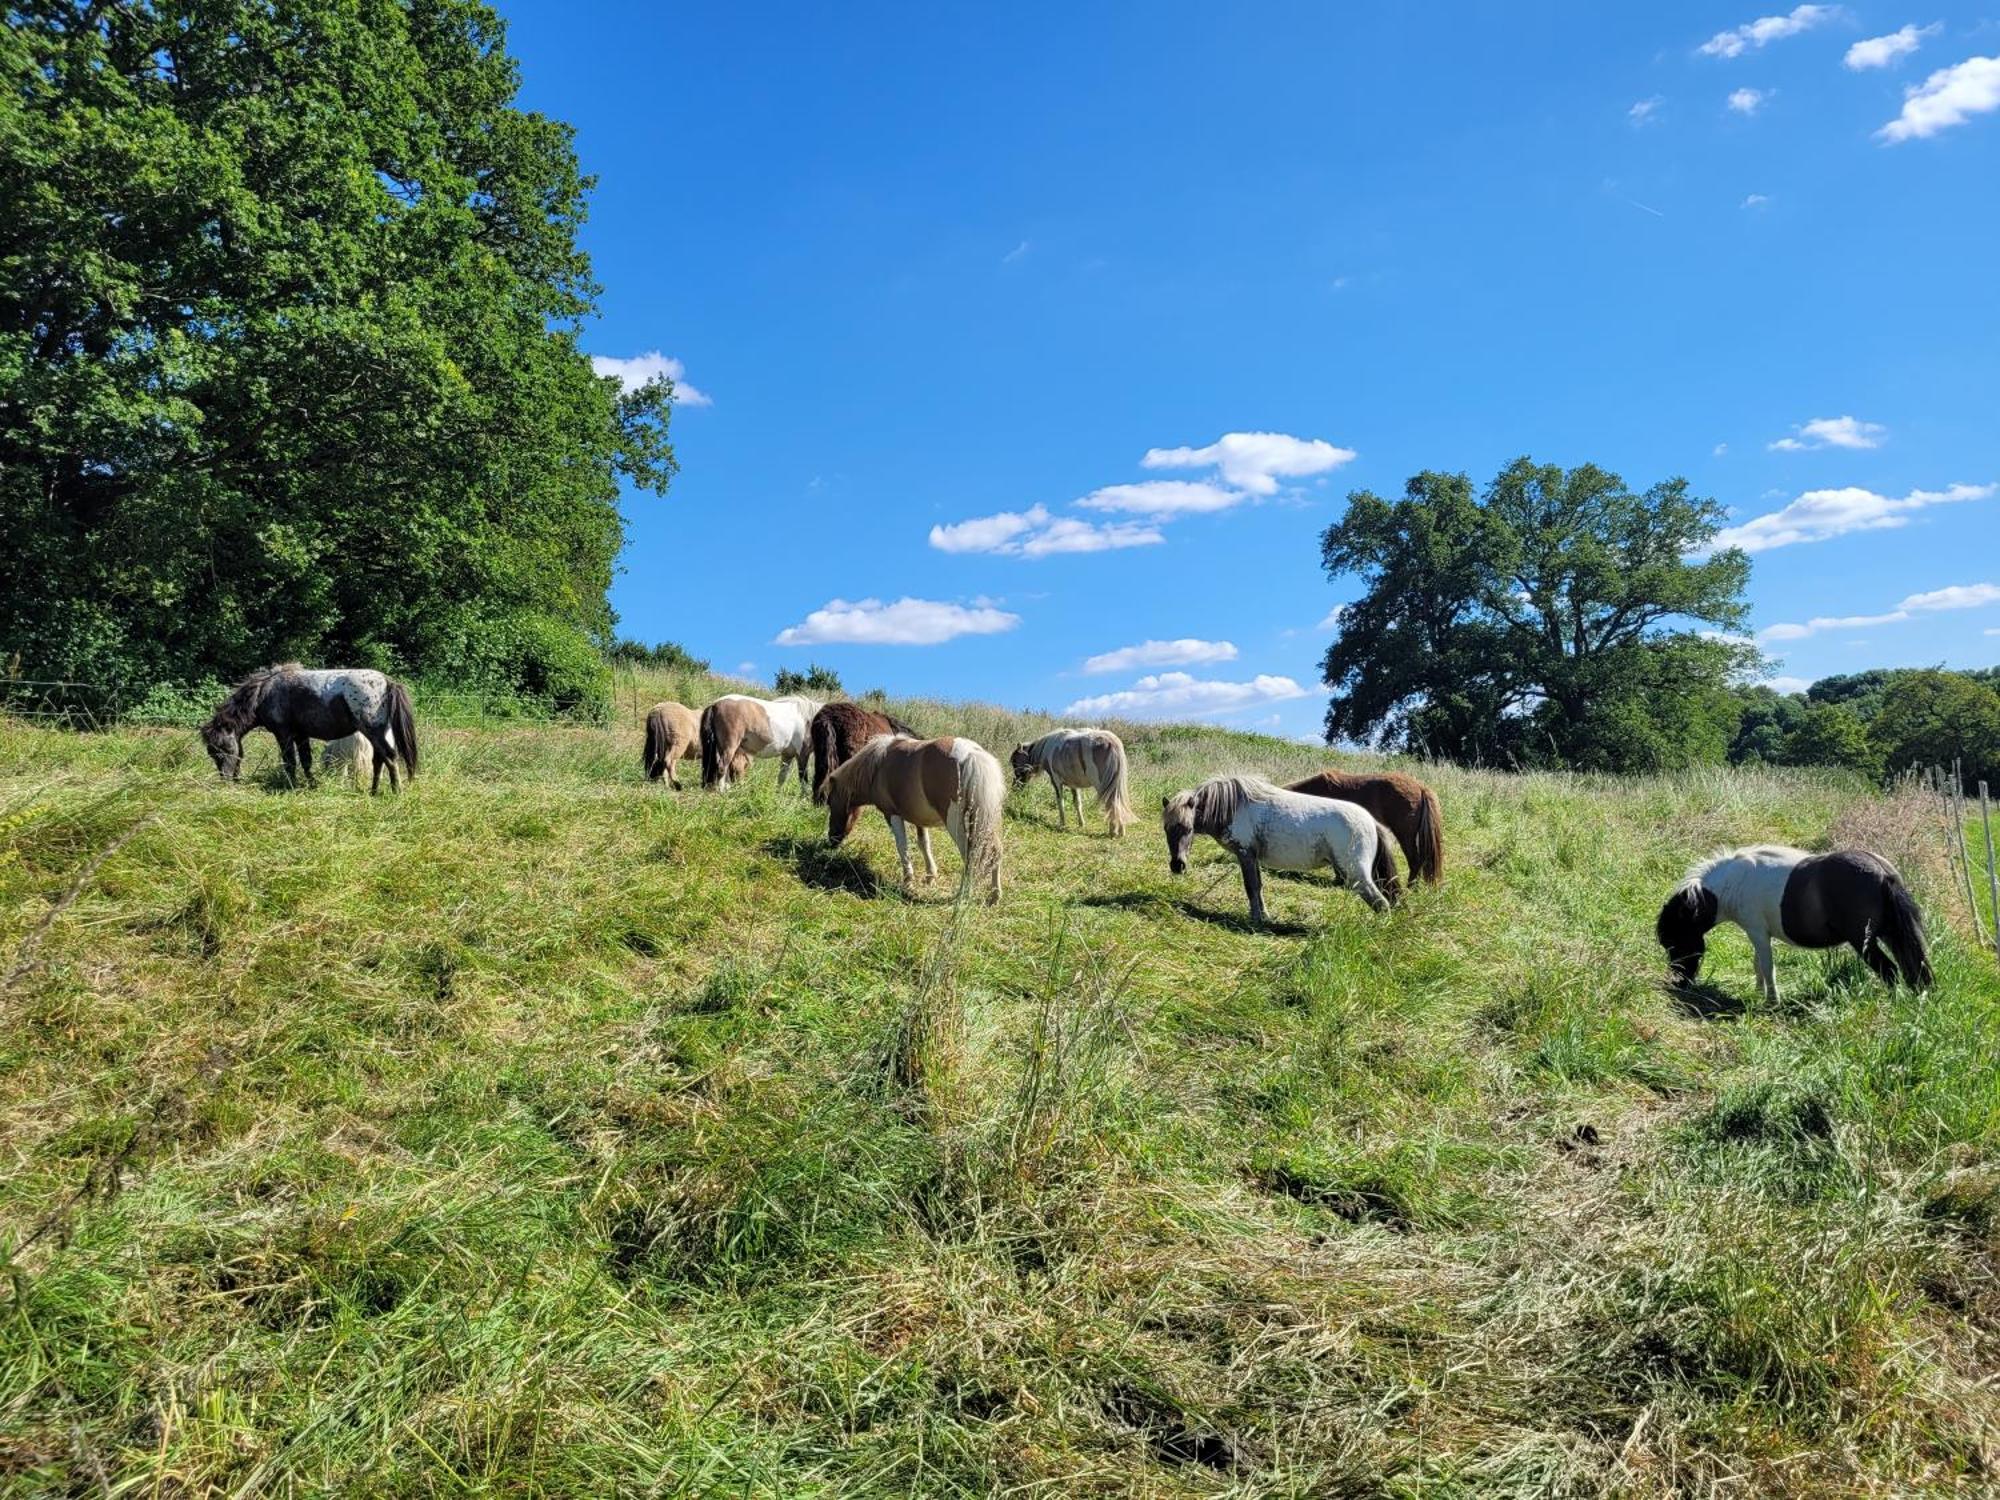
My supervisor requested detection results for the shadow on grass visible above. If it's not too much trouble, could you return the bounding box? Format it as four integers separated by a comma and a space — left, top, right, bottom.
1669, 979, 1747, 1021
1078, 889, 1313, 938
761, 834, 880, 897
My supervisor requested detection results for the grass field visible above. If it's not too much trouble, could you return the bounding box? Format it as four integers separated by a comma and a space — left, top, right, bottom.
3, 672, 1998, 1496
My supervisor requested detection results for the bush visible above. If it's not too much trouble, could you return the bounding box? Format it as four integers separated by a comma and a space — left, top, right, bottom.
774, 664, 843, 697
606, 638, 709, 673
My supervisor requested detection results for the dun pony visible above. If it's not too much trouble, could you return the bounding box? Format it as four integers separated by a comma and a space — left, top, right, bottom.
645, 700, 746, 789
1163, 775, 1397, 925
823, 734, 1005, 903
201, 665, 417, 793
1287, 768, 1444, 884
1011, 728, 1134, 836
1656, 845, 1932, 1002
809, 702, 917, 804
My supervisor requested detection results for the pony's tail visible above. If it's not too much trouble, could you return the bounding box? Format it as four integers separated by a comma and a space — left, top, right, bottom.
699, 707, 721, 788
809, 712, 837, 804
643, 706, 668, 781
1878, 876, 1934, 989
1409, 784, 1444, 884
1097, 738, 1134, 836
956, 746, 1007, 903
387, 679, 418, 778
1369, 818, 1402, 907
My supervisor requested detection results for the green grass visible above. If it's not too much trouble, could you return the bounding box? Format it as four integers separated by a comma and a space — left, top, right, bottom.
3, 673, 1997, 1495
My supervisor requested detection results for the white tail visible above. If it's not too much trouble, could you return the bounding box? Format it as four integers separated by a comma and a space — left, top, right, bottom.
950, 741, 1006, 903
1095, 734, 1134, 837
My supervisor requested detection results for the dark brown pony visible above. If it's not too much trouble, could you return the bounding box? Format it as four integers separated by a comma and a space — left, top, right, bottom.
809, 701, 917, 804
1287, 768, 1444, 885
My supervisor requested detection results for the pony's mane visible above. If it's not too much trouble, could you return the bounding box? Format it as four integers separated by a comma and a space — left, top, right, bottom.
1684, 843, 1807, 885
1188, 774, 1282, 832
205, 662, 299, 732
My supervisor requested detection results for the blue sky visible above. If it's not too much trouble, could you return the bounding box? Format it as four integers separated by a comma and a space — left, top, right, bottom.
503, 1, 1999, 739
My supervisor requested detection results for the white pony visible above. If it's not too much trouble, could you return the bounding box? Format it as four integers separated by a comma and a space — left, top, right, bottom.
823, 733, 1007, 903
321, 733, 374, 788
1162, 775, 1397, 925
699, 693, 823, 790
1010, 728, 1134, 836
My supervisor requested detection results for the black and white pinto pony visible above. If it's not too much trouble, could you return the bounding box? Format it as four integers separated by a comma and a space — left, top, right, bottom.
1162, 775, 1399, 925
1656, 845, 1932, 1001
201, 664, 418, 793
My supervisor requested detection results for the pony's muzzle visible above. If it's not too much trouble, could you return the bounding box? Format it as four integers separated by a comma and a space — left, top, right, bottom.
1169, 855, 1187, 876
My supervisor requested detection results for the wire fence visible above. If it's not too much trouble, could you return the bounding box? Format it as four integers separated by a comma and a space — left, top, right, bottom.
1927, 760, 2000, 969
0, 678, 612, 732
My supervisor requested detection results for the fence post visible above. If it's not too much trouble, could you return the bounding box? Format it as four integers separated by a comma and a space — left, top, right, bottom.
1981, 781, 2000, 967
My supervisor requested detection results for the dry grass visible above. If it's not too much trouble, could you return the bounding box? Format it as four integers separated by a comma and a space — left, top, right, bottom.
1, 672, 1997, 1495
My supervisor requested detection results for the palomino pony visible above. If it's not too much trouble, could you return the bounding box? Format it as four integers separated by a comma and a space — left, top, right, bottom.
1287, 768, 1444, 884
201, 665, 417, 792
699, 693, 822, 790
1162, 775, 1397, 925
644, 700, 747, 789
1656, 845, 1932, 1002
1011, 728, 1134, 836
809, 701, 917, 804
822, 734, 1006, 902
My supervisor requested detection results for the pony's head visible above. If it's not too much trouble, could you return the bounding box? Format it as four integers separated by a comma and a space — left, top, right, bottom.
823, 768, 864, 845
1656, 881, 1719, 984
201, 721, 243, 781
1010, 743, 1035, 785
1161, 791, 1198, 875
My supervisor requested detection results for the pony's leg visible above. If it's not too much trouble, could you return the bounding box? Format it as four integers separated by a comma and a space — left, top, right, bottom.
1237, 852, 1266, 924
363, 728, 395, 793
1856, 934, 1899, 985
889, 816, 915, 887
298, 738, 317, 788
1352, 870, 1392, 913
1047, 771, 1064, 827
917, 826, 938, 881
278, 732, 301, 788
1750, 930, 1778, 1003
1072, 785, 1085, 828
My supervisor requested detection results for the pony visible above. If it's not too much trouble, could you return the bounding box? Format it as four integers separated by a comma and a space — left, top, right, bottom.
1162, 775, 1397, 925
699, 693, 822, 790
822, 734, 1006, 903
321, 734, 373, 789
809, 701, 917, 804
201, 664, 418, 792
644, 700, 747, 789
1656, 845, 1932, 1002
1287, 768, 1444, 884
1011, 728, 1134, 836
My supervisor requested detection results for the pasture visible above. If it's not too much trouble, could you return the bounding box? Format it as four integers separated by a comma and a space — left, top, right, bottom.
2, 670, 1997, 1496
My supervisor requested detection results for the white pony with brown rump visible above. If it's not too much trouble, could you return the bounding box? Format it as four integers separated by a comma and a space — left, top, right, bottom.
823, 733, 1006, 903
1011, 728, 1134, 836
699, 693, 823, 790
1162, 775, 1397, 925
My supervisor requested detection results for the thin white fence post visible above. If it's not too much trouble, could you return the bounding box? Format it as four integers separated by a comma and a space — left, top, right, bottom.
1981, 780, 2000, 966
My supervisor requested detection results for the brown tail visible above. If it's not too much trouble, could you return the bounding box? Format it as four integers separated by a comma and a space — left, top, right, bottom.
386, 679, 418, 778
699, 707, 723, 788
809, 711, 838, 803
643, 706, 668, 780
1408, 784, 1443, 884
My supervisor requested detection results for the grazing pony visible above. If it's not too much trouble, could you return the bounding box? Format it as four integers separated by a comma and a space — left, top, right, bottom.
201, 665, 417, 792
1656, 845, 1932, 1002
1011, 728, 1134, 837
1287, 768, 1444, 885
809, 702, 917, 803
321, 734, 373, 789
1162, 775, 1397, 925
644, 700, 748, 789
699, 693, 822, 790
822, 734, 1006, 903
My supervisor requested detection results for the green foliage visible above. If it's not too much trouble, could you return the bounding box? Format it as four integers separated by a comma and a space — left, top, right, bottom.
0, 0, 673, 702
1868, 669, 2000, 787
606, 638, 709, 674
1729, 687, 1809, 766
1319, 458, 1756, 770
773, 663, 843, 697
1783, 701, 1880, 778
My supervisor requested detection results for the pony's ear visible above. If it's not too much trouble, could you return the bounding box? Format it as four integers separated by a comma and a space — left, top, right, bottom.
1160, 793, 1170, 809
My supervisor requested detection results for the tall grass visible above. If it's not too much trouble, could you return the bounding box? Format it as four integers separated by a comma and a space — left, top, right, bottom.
1, 675, 1996, 1494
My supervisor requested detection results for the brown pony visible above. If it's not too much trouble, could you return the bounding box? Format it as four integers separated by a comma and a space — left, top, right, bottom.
645, 701, 749, 788
823, 733, 1006, 902
1286, 768, 1444, 885
809, 701, 917, 803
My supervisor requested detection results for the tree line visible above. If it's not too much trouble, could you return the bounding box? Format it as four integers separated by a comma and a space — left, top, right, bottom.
1319, 459, 1999, 786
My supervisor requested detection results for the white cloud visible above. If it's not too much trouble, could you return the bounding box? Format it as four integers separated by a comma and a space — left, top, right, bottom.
1711, 482, 1991, 552
1699, 5, 1838, 59
1765, 676, 1813, 694
589, 350, 712, 406
1728, 87, 1772, 114
1987, 628, 2000, 636
1900, 582, 2000, 612
1879, 55, 2000, 142
774, 597, 1021, 646
1846, 23, 1938, 70
1629, 95, 1664, 124
1002, 240, 1031, 264
735, 661, 757, 675
1317, 605, 1348, 632
1740, 194, 1770, 209
1063, 672, 1309, 721
1769, 414, 1887, 452
1759, 580, 2000, 641
928, 504, 1164, 558
1082, 639, 1239, 674
1139, 431, 1357, 497
1072, 480, 1247, 516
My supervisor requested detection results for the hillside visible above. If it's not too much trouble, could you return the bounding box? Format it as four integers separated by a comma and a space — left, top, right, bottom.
3, 674, 1997, 1496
